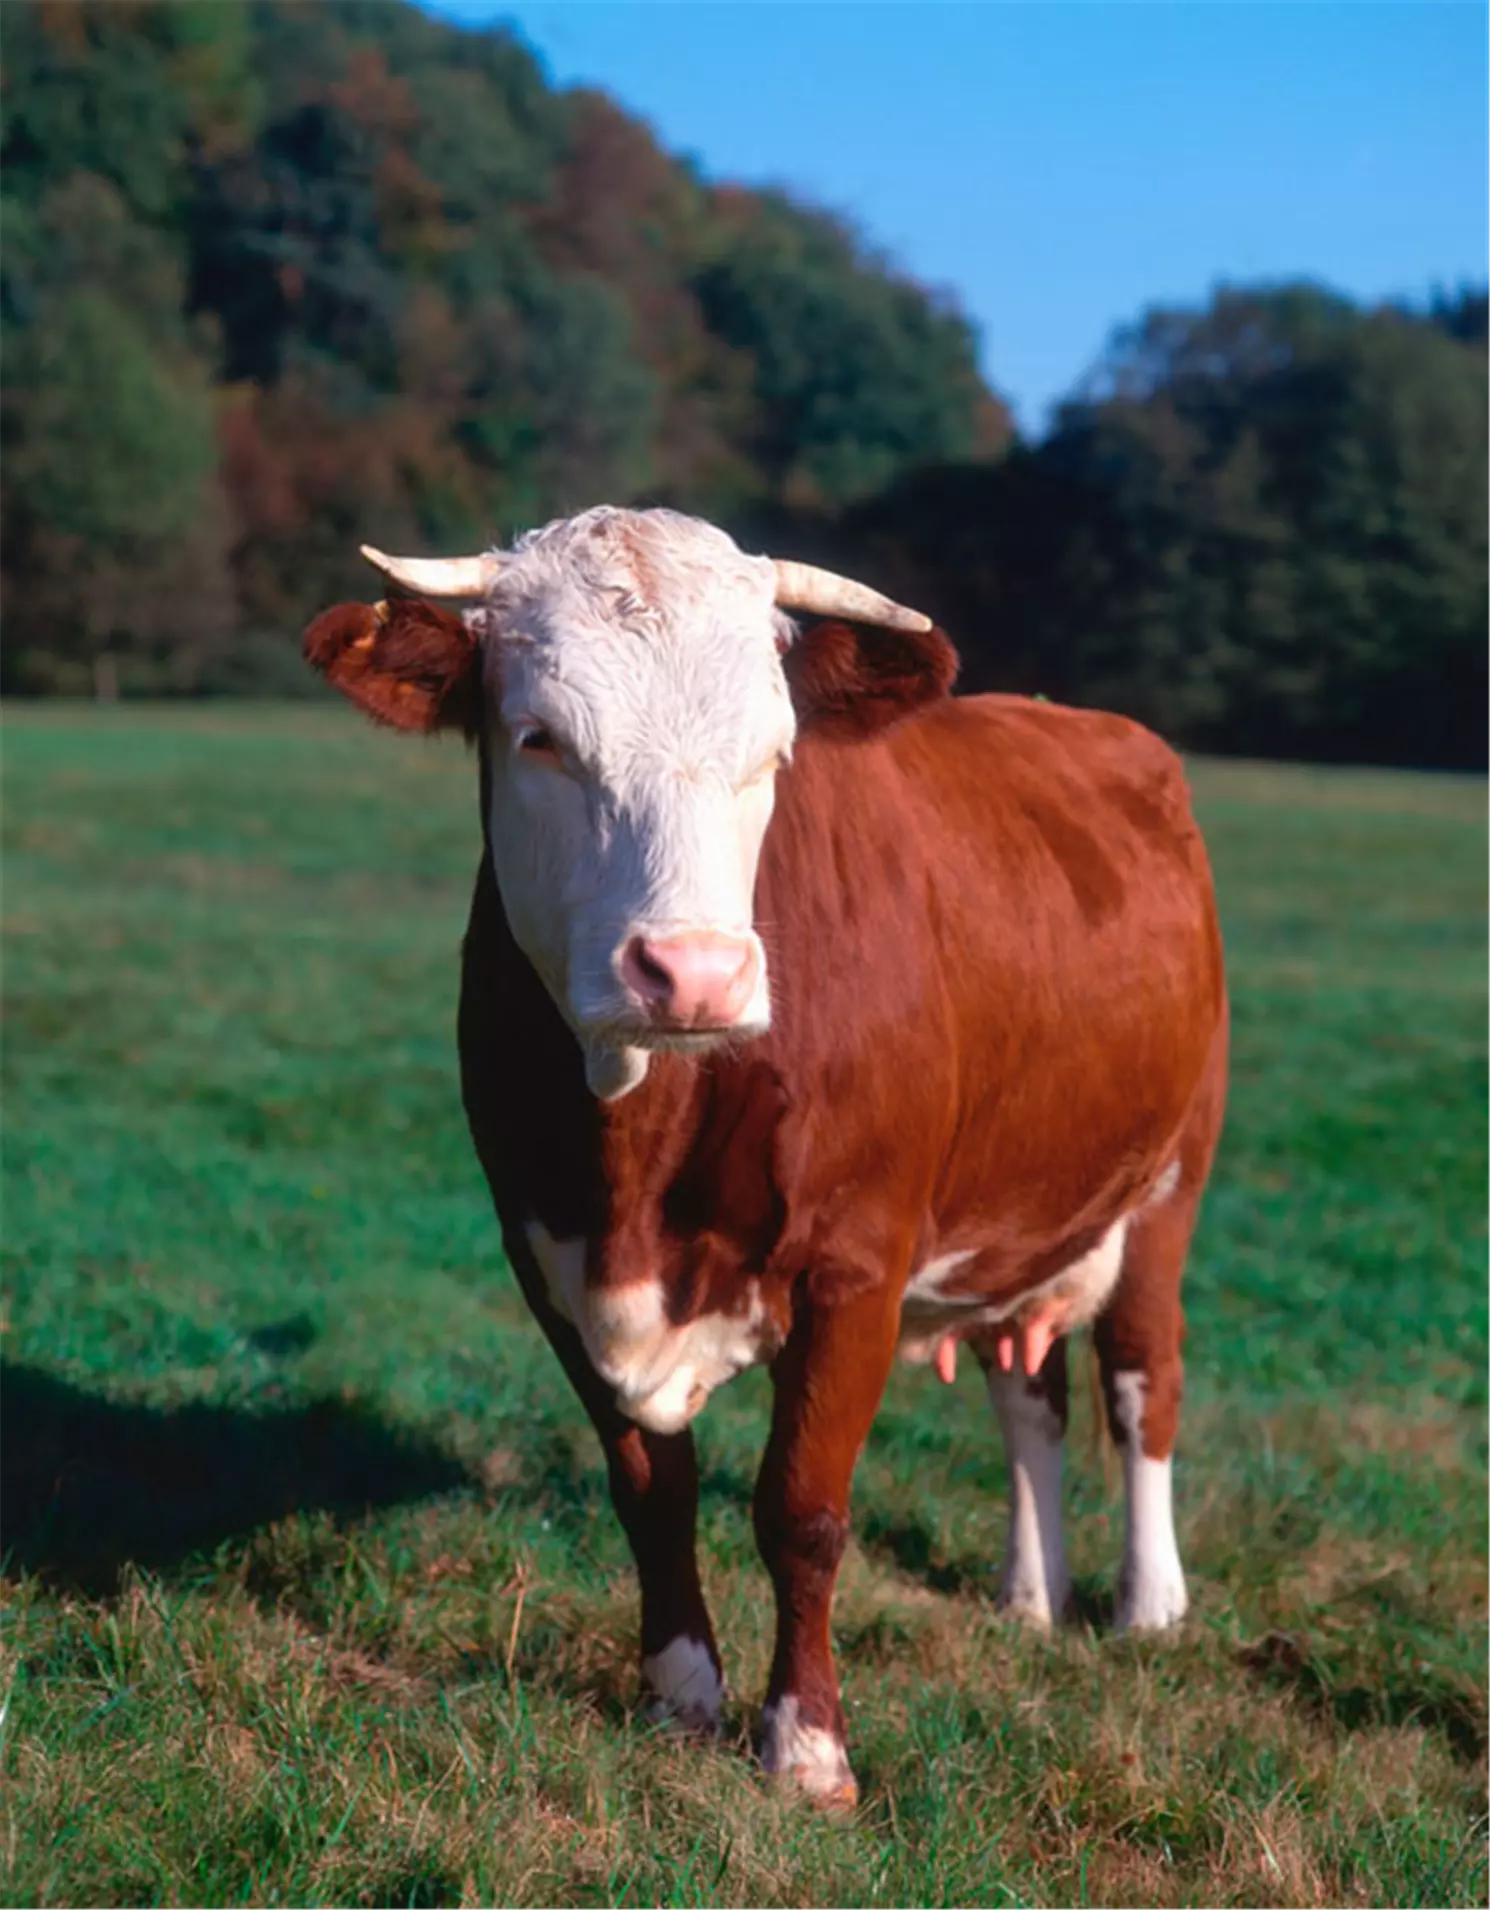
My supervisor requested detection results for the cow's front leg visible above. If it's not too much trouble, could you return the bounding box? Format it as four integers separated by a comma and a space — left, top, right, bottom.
604, 1418, 724, 1727
508, 1238, 723, 1728
752, 1282, 900, 1806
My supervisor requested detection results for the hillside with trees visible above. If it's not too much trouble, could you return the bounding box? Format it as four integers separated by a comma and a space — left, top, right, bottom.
2, 0, 1006, 696
2, 1, 1484, 766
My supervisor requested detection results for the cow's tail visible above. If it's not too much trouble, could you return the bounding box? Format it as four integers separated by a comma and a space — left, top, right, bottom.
1084, 1330, 1118, 1490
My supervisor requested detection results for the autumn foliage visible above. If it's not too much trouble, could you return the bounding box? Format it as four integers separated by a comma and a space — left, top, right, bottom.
1, 0, 1005, 696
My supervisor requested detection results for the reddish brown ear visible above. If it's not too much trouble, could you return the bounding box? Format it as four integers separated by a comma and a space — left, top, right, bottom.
303, 599, 482, 736
782, 618, 959, 739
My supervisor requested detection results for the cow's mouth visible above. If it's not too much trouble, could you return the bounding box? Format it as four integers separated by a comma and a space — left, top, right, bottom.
576, 1002, 769, 1051
627, 1013, 771, 1055
575, 1011, 769, 1101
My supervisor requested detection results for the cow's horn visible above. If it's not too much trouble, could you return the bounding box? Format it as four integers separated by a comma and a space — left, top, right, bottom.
772, 559, 931, 634
359, 546, 499, 600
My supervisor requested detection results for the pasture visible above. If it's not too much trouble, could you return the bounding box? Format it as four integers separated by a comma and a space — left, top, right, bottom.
3, 703, 1485, 1909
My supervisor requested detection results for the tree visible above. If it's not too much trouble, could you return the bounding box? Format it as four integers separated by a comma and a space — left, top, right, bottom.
694, 193, 1009, 510
835, 283, 1487, 768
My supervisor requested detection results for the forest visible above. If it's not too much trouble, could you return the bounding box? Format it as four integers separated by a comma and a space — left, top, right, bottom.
3, 0, 1485, 766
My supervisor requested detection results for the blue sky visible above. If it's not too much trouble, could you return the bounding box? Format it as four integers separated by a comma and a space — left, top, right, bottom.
423, 2, 1488, 432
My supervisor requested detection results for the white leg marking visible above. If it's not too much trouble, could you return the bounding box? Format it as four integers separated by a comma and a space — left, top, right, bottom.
1111, 1371, 1188, 1633
642, 1635, 723, 1728
987, 1366, 1069, 1626
759, 1695, 855, 1801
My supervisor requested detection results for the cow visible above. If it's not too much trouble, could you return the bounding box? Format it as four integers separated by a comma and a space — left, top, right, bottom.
304, 505, 1227, 1807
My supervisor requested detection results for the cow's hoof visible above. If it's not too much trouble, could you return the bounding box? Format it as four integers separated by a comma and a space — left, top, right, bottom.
807, 1774, 860, 1814
641, 1636, 724, 1732
760, 1697, 856, 1808
996, 1590, 1056, 1629
642, 1693, 722, 1735
771, 1765, 860, 1813
995, 1574, 1071, 1630
1114, 1570, 1188, 1635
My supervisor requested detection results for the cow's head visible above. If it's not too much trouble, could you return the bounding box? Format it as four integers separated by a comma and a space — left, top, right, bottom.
306, 508, 952, 1099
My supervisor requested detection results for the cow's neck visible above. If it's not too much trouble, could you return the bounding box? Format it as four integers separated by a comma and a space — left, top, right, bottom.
469, 761, 790, 1305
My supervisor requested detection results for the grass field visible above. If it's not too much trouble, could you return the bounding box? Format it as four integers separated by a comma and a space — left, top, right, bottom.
3, 703, 1485, 1909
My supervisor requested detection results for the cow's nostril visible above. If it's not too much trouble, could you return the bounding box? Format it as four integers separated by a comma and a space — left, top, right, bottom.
621, 936, 677, 1004
632, 941, 673, 993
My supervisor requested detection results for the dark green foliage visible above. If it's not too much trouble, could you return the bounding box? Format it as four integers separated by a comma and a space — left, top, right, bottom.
0, 0, 1002, 693
835, 284, 1488, 769
693, 192, 1005, 509
1427, 283, 1488, 350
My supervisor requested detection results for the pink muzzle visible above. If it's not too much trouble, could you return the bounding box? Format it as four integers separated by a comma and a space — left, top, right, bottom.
617, 931, 760, 1031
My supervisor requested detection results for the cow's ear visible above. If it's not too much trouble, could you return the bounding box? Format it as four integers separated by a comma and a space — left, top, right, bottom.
782, 618, 959, 739
303, 599, 483, 736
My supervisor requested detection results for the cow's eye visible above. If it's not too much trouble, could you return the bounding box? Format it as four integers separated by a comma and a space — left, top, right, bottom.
517, 726, 558, 756
738, 750, 788, 792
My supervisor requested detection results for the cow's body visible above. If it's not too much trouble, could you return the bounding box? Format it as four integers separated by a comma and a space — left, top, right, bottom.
459, 691, 1225, 1797
306, 508, 1227, 1805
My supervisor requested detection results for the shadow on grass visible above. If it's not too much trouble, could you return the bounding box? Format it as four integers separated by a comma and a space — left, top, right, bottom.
1, 1362, 469, 1596
1068, 1576, 1117, 1631
1239, 1628, 1487, 1766
856, 1513, 1126, 1637
353, 1869, 462, 1910
857, 1510, 989, 1598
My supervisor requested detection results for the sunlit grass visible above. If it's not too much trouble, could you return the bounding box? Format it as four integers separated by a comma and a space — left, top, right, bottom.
3, 705, 1485, 1907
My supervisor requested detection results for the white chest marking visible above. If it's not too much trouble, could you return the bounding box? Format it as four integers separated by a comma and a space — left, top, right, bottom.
525, 1220, 589, 1327
523, 1218, 767, 1433
898, 1218, 1129, 1363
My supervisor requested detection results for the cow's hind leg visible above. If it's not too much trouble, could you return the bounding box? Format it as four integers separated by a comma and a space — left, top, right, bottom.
1095, 1023, 1225, 1634
1093, 1194, 1190, 1634
1100, 1191, 1192, 1627
975, 1336, 1071, 1626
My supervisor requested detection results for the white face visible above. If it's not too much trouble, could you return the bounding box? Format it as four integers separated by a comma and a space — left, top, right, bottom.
477, 509, 798, 1099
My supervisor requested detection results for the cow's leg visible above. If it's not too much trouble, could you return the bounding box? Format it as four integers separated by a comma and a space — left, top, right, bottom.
604, 1417, 723, 1727
753, 1284, 900, 1806
507, 1242, 723, 1728
1094, 1190, 1197, 1635
977, 1335, 1071, 1626
1094, 1013, 1226, 1633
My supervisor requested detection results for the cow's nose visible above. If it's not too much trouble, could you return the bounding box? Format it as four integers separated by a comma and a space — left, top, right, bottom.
618, 932, 759, 1028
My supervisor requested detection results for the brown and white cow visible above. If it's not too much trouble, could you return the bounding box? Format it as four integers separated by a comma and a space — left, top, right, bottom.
305, 506, 1227, 1805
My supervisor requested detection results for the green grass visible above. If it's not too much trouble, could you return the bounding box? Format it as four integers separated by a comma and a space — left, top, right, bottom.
3, 704, 1485, 1909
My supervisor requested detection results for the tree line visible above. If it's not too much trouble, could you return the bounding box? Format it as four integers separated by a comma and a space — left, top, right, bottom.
2, 0, 1484, 767
830, 283, 1487, 769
